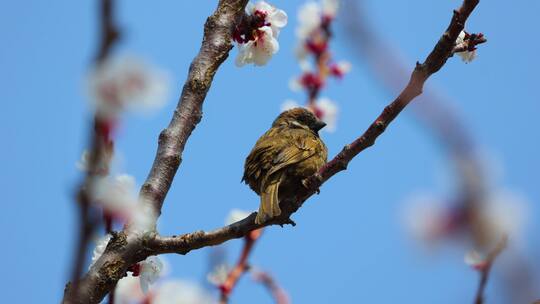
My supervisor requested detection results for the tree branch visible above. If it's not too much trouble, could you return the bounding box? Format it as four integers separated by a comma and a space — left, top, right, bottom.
148, 0, 483, 254
219, 229, 263, 303
62, 1, 248, 303
474, 237, 507, 304
138, 0, 249, 218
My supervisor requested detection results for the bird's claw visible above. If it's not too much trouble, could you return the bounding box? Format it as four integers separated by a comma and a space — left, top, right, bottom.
302, 174, 322, 194
279, 218, 296, 227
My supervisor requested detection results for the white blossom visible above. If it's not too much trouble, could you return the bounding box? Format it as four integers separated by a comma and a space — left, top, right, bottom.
322, 0, 339, 17
236, 27, 280, 67
464, 249, 488, 270
280, 99, 300, 112
455, 31, 477, 63
152, 280, 216, 304
207, 263, 231, 286
114, 275, 145, 304
139, 256, 164, 294
91, 174, 138, 218
87, 55, 170, 118
126, 199, 158, 236
288, 76, 304, 92
296, 2, 322, 40
225, 209, 252, 225
76, 148, 113, 174
76, 150, 91, 172
315, 97, 339, 132
246, 1, 288, 37
90, 234, 111, 268
482, 189, 528, 241
236, 1, 287, 67
280, 98, 338, 132
402, 193, 448, 242
332, 60, 352, 76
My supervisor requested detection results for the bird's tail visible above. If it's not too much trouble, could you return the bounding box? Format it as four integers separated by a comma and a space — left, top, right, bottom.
255, 178, 282, 225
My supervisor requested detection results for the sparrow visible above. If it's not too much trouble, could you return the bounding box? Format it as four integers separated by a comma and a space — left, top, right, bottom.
242, 108, 328, 224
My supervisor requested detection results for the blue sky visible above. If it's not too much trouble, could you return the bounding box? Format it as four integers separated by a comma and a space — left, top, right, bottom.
1, 0, 539, 303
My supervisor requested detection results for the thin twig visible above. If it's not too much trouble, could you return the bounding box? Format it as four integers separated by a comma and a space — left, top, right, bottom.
474, 237, 507, 304
68, 0, 120, 301
219, 229, 262, 303
252, 269, 290, 304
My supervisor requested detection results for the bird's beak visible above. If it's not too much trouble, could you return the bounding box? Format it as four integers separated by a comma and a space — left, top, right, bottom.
314, 120, 327, 131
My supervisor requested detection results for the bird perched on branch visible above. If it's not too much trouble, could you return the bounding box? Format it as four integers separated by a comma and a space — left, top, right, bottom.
243, 108, 328, 224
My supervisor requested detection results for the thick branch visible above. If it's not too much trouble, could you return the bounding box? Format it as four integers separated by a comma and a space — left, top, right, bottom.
62, 1, 248, 303
149, 0, 482, 254
139, 0, 249, 217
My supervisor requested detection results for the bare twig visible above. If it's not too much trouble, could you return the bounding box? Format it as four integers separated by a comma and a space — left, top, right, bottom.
473, 237, 508, 304
68, 0, 120, 301
252, 269, 290, 304
219, 229, 263, 304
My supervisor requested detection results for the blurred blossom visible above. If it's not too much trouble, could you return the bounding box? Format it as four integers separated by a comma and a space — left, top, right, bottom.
280, 98, 339, 132
321, 0, 339, 17
114, 275, 145, 304
464, 249, 489, 271
329, 60, 352, 78
234, 1, 287, 67
76, 146, 114, 175
139, 256, 164, 293
295, 2, 322, 40
296, 0, 339, 40
455, 31, 477, 63
152, 280, 216, 304
402, 194, 451, 243
207, 263, 231, 286
313, 97, 338, 132
482, 189, 528, 241
76, 150, 91, 172
89, 173, 159, 234
127, 199, 158, 236
87, 55, 170, 119
281, 99, 301, 112
91, 174, 138, 221
90, 234, 111, 268
225, 209, 252, 225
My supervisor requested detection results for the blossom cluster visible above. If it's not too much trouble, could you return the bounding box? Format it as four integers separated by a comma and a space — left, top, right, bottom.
454, 30, 485, 63
234, 1, 288, 67
403, 188, 527, 271
284, 0, 350, 132
86, 55, 170, 145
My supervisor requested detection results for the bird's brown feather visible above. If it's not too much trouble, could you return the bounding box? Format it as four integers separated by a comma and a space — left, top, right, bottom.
243, 108, 328, 224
